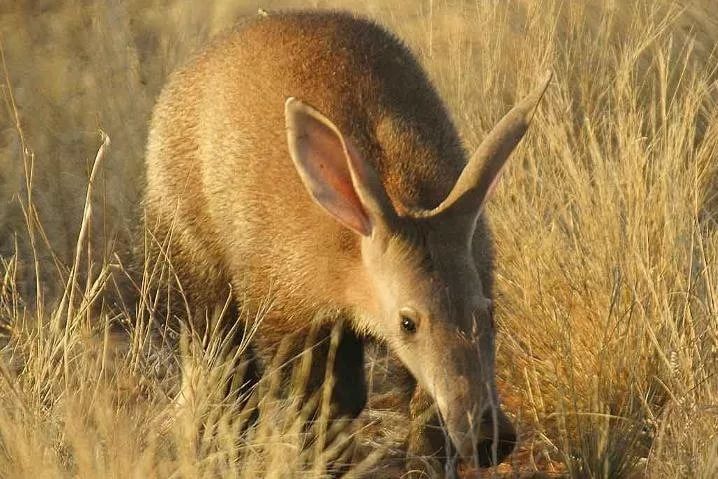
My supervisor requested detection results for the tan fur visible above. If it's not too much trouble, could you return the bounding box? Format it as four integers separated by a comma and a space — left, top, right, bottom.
144, 10, 547, 469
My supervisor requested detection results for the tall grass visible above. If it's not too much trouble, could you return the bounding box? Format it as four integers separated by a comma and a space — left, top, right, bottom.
1, 1, 717, 477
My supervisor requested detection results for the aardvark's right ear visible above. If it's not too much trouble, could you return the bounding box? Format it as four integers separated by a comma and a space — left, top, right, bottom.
285, 97, 397, 237
433, 71, 552, 228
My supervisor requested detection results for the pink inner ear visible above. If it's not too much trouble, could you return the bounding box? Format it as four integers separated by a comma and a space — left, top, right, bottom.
288, 105, 372, 236
313, 132, 363, 208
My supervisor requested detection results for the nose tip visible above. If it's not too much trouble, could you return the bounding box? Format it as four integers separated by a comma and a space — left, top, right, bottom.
475, 408, 517, 467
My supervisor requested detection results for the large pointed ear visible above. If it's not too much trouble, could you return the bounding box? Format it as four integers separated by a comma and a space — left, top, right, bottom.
433, 71, 552, 220
285, 97, 397, 237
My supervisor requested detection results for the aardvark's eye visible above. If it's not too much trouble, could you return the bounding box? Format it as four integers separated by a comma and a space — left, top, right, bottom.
399, 307, 418, 335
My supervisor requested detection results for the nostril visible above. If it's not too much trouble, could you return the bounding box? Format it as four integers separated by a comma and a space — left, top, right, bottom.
475, 409, 517, 467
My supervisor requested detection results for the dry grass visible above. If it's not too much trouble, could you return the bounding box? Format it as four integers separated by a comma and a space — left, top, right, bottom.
1, 0, 717, 477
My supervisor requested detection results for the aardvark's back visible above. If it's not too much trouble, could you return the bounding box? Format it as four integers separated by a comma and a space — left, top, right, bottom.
144, 11, 469, 314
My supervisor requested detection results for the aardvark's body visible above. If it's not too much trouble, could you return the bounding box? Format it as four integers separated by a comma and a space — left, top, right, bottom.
144, 10, 549, 472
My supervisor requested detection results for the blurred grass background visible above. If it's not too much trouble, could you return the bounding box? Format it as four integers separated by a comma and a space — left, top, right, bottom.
1, 0, 717, 477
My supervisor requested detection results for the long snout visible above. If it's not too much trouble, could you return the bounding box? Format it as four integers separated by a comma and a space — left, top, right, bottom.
445, 404, 517, 467
432, 368, 517, 467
